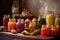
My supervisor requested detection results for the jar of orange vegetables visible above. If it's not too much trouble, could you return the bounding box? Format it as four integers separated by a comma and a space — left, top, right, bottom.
8, 18, 16, 32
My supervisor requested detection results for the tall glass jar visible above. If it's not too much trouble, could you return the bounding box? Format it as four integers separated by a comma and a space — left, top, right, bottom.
12, 0, 19, 14
55, 14, 60, 27
8, 18, 16, 32
3, 15, 9, 29
46, 11, 55, 27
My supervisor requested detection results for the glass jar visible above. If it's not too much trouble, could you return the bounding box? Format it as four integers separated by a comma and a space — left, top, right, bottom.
46, 11, 55, 27
37, 16, 46, 29
12, 0, 19, 14
16, 19, 25, 33
55, 14, 60, 27
51, 25, 59, 36
12, 7, 19, 14
41, 25, 50, 36
3, 15, 9, 29
28, 22, 36, 32
25, 18, 30, 29
8, 18, 16, 32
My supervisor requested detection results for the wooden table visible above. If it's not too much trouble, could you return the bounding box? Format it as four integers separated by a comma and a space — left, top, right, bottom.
0, 32, 54, 40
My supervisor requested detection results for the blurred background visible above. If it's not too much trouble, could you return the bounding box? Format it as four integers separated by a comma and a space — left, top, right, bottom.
0, 0, 60, 25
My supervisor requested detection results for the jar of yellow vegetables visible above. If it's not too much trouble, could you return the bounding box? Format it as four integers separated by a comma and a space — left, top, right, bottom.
46, 11, 55, 27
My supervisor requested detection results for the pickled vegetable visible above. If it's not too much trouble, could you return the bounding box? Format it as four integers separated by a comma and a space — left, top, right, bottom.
29, 29, 40, 35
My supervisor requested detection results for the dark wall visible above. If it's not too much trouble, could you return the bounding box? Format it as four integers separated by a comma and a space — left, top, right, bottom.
19, 0, 24, 14
0, 0, 14, 26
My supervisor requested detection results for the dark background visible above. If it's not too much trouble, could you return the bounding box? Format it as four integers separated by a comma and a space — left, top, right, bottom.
0, 0, 14, 26
0, 0, 24, 26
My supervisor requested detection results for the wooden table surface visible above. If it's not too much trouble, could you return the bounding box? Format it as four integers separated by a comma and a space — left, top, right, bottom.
0, 32, 54, 40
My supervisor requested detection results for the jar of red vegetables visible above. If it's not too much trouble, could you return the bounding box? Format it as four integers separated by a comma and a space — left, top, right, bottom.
51, 25, 59, 36
41, 25, 50, 36
3, 15, 9, 29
